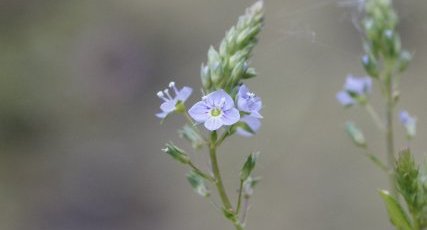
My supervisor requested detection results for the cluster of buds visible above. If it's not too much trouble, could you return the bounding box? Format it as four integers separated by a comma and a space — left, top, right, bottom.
201, 1, 263, 92
361, 0, 411, 79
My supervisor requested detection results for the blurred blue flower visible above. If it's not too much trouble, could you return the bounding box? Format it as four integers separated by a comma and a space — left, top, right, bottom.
336, 75, 372, 106
156, 82, 192, 118
399, 110, 415, 125
400, 110, 416, 138
237, 115, 261, 137
237, 84, 263, 118
188, 90, 240, 131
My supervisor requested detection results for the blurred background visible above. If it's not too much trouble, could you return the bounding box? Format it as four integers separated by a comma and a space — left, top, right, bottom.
1, 0, 427, 229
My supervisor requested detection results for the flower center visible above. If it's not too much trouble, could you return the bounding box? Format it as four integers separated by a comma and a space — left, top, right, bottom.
211, 108, 222, 117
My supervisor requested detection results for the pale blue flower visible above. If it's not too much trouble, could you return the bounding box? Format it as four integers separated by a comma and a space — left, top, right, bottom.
400, 110, 415, 125
336, 91, 355, 106
400, 110, 416, 139
237, 85, 263, 118
188, 90, 240, 131
237, 115, 261, 137
156, 82, 192, 118
336, 75, 372, 106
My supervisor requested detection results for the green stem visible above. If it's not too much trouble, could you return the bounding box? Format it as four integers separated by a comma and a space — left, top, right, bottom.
209, 132, 233, 209
209, 132, 243, 230
365, 103, 385, 131
188, 161, 215, 182
384, 61, 398, 199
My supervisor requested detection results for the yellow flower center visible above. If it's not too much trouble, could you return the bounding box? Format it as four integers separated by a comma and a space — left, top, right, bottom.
211, 108, 221, 117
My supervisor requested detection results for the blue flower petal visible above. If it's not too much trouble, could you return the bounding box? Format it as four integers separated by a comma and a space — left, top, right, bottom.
205, 90, 235, 110
188, 101, 211, 122
221, 108, 240, 125
237, 115, 261, 137
204, 117, 223, 131
336, 91, 354, 106
176, 86, 193, 102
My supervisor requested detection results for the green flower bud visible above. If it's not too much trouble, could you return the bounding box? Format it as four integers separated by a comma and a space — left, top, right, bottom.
162, 143, 190, 164
398, 50, 412, 72
361, 54, 379, 78
179, 124, 205, 150
187, 170, 210, 197
200, 64, 211, 89
345, 122, 366, 147
240, 152, 259, 181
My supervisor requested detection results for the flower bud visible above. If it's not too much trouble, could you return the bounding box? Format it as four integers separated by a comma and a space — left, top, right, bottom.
200, 64, 211, 89
187, 170, 210, 197
398, 50, 412, 72
162, 143, 190, 164
240, 152, 259, 181
361, 54, 379, 78
345, 122, 366, 147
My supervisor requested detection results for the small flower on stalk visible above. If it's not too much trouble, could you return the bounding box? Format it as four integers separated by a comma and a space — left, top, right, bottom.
237, 85, 263, 118
156, 82, 192, 119
237, 115, 261, 137
188, 89, 240, 131
336, 75, 372, 106
399, 110, 416, 139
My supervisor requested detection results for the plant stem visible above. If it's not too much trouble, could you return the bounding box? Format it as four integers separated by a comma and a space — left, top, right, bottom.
365, 103, 385, 131
384, 61, 398, 199
188, 161, 215, 182
209, 132, 243, 230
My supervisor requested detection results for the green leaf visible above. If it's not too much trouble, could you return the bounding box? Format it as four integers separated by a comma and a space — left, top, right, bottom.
240, 152, 259, 181
186, 170, 210, 197
379, 190, 412, 230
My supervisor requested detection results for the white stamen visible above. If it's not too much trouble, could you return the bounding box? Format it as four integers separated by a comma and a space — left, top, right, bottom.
169, 81, 178, 95
157, 91, 164, 98
202, 95, 208, 100
161, 147, 169, 152
164, 89, 172, 99
246, 92, 255, 97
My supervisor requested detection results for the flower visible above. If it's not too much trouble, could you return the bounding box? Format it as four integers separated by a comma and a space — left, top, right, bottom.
400, 110, 416, 138
237, 85, 263, 118
156, 82, 192, 118
237, 115, 261, 137
400, 110, 415, 126
188, 89, 240, 131
336, 75, 372, 106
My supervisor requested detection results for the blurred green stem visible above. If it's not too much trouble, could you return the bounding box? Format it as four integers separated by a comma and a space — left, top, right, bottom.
384, 60, 398, 199
365, 103, 385, 131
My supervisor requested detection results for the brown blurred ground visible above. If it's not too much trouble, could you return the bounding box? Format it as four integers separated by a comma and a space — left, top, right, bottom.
0, 0, 427, 229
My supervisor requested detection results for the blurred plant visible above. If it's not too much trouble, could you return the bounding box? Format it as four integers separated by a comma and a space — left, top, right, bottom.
156, 2, 264, 229
337, 0, 427, 229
